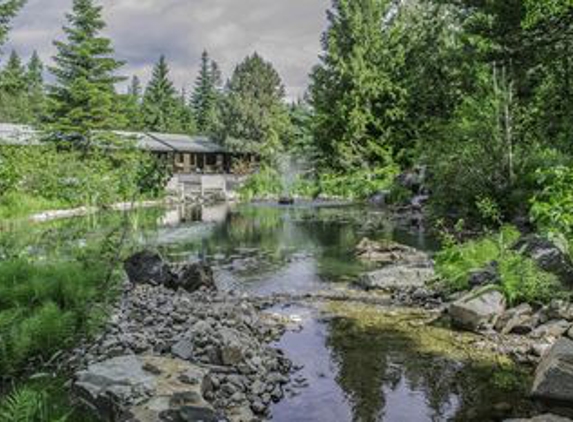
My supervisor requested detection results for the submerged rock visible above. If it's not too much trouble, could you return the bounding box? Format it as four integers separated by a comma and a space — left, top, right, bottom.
531, 337, 573, 405
74, 355, 218, 422
449, 288, 506, 332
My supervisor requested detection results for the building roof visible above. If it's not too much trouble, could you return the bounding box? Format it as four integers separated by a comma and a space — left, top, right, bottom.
0, 124, 228, 154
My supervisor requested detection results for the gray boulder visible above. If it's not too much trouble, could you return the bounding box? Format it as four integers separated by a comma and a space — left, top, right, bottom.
74, 355, 217, 422
531, 337, 573, 405
449, 288, 506, 331
355, 238, 431, 267
174, 262, 215, 292
357, 265, 434, 291
548, 300, 573, 321
531, 320, 571, 340
468, 261, 500, 288
514, 235, 573, 284
495, 303, 535, 335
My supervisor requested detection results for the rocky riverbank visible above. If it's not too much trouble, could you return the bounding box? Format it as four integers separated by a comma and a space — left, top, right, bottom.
354, 235, 573, 421
68, 253, 295, 422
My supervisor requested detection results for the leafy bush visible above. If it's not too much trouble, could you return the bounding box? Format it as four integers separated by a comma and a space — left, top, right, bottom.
435, 226, 520, 291
531, 164, 573, 240
499, 253, 560, 306
435, 225, 561, 304
0, 143, 167, 219
318, 165, 400, 200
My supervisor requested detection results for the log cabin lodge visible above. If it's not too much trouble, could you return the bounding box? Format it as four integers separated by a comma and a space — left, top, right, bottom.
0, 123, 259, 175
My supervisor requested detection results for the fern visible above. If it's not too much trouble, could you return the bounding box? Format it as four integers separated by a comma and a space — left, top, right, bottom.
0, 387, 48, 422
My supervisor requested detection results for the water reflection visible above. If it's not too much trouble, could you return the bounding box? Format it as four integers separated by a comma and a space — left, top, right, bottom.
272, 305, 533, 422
153, 203, 437, 292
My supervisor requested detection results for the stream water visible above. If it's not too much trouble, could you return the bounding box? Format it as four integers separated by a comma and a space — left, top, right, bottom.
3, 203, 534, 421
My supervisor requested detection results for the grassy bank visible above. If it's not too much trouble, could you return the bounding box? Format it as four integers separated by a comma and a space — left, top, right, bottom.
0, 209, 163, 420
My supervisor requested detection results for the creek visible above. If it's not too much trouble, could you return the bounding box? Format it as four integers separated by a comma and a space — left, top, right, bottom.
3, 202, 534, 421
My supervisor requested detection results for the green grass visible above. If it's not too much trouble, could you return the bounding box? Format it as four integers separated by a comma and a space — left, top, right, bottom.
0, 192, 67, 220
435, 225, 562, 305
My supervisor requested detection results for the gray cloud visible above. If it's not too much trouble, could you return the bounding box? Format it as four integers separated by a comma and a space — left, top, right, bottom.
5, 0, 330, 100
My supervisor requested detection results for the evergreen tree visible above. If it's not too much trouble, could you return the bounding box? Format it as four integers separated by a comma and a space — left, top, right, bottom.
47, 0, 126, 146
0, 0, 25, 48
310, 0, 407, 171
141, 55, 180, 133
128, 75, 142, 100
120, 74, 143, 130
191, 50, 221, 134
1, 49, 26, 94
0, 50, 31, 123
26, 50, 46, 122
218, 52, 290, 159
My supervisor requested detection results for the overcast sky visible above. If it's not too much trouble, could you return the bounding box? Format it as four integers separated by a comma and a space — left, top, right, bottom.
5, 0, 330, 100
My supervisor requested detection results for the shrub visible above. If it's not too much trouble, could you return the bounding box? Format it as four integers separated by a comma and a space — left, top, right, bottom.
0, 143, 167, 219
435, 225, 520, 292
531, 164, 573, 240
435, 225, 561, 304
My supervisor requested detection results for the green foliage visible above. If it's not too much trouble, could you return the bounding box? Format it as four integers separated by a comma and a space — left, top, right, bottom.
0, 1, 25, 47
0, 257, 110, 374
192, 50, 222, 134
218, 53, 291, 160
499, 252, 560, 306
435, 226, 561, 304
531, 164, 573, 240
47, 0, 126, 146
310, 0, 407, 171
319, 164, 399, 200
142, 55, 194, 134
0, 143, 166, 218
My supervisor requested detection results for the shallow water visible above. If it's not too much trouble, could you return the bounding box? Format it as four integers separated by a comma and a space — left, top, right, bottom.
5, 203, 533, 421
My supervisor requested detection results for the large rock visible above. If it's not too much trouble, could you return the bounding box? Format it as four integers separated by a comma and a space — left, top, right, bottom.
355, 238, 430, 266
449, 288, 506, 331
125, 250, 176, 286
495, 303, 535, 335
74, 355, 221, 422
356, 264, 434, 291
531, 337, 573, 405
124, 251, 216, 293
174, 262, 215, 292
514, 235, 573, 284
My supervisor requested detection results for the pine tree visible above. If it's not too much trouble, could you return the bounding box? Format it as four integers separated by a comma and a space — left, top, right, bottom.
128, 75, 142, 100
310, 0, 407, 171
191, 50, 220, 133
121, 75, 143, 130
47, 0, 126, 146
0, 49, 32, 123
218, 52, 290, 159
26, 50, 46, 122
1, 49, 26, 94
0, 0, 25, 48
141, 55, 180, 133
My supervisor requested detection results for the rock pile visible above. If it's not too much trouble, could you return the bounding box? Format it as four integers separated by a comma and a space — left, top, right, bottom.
71, 253, 293, 422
